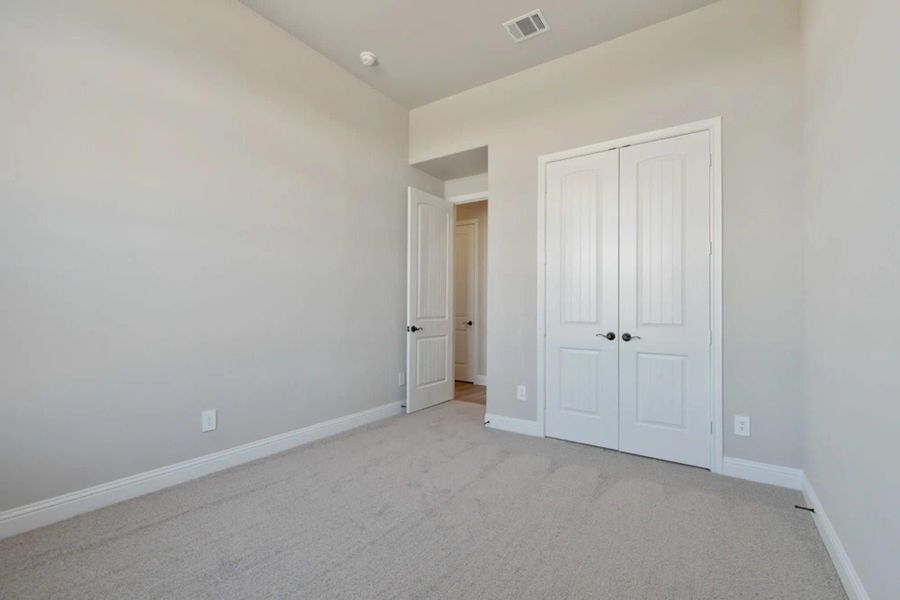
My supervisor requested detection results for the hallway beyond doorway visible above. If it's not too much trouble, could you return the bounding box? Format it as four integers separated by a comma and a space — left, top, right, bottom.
454, 381, 486, 405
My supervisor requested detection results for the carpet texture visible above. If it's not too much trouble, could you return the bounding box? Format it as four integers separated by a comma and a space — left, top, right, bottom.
0, 401, 845, 599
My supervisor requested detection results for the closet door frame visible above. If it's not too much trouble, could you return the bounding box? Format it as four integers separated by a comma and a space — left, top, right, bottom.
536, 117, 723, 474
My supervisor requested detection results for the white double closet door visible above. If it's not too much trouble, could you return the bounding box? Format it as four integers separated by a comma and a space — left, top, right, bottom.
545, 131, 712, 468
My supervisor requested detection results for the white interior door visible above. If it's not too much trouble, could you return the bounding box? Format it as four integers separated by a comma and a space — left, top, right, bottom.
407, 187, 454, 413
618, 131, 712, 468
453, 220, 478, 382
544, 149, 620, 448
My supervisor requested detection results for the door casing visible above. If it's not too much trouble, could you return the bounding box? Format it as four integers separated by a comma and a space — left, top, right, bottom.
536, 118, 724, 473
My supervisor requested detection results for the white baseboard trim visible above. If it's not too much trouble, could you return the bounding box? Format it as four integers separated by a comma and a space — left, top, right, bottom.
721, 456, 804, 490
474, 375, 488, 386
801, 474, 870, 600
484, 413, 542, 437
721, 459, 867, 599
0, 401, 402, 541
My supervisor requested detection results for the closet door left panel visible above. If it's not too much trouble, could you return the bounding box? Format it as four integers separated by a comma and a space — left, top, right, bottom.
544, 150, 620, 448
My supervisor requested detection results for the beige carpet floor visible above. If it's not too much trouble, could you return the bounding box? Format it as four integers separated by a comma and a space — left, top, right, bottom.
0, 401, 845, 599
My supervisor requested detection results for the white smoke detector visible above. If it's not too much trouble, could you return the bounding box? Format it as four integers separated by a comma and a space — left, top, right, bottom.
359, 51, 378, 66
503, 9, 550, 43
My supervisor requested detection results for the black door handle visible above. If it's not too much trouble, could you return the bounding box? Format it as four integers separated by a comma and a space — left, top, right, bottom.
621, 333, 641, 341
467, 321, 473, 326
409, 325, 423, 332
596, 332, 616, 340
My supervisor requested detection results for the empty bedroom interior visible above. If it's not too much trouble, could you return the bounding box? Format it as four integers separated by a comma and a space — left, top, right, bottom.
0, 0, 897, 599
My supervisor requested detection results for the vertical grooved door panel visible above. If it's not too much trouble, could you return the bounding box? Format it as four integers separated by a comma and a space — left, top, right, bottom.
636, 353, 687, 429
416, 336, 449, 387
545, 150, 619, 448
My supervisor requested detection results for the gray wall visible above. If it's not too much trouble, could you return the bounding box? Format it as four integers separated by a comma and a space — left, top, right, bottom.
410, 0, 805, 467
801, 0, 900, 597
0, 0, 440, 511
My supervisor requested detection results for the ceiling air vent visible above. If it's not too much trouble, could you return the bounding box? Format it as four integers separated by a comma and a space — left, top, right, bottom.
503, 9, 549, 43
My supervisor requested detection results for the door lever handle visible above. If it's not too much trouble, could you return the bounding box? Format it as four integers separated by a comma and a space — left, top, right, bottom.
467, 321, 473, 326
596, 332, 616, 340
409, 325, 423, 332
621, 333, 641, 341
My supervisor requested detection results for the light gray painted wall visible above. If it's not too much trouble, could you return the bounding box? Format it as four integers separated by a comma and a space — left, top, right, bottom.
0, 0, 440, 511
801, 0, 900, 597
455, 200, 488, 379
445, 174, 488, 200
410, 0, 805, 467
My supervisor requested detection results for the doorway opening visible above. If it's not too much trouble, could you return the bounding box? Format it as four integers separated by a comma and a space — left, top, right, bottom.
407, 146, 488, 412
454, 200, 487, 391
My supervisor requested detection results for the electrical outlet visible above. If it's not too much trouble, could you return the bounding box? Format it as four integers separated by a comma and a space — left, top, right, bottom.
398, 371, 406, 386
734, 415, 750, 437
516, 385, 527, 401
201, 409, 217, 432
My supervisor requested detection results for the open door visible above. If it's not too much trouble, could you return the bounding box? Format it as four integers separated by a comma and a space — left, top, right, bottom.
407, 187, 455, 413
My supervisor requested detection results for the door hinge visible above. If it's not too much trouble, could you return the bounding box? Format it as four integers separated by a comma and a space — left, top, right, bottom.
709, 153, 712, 168
709, 329, 713, 345
710, 421, 714, 435
709, 240, 713, 256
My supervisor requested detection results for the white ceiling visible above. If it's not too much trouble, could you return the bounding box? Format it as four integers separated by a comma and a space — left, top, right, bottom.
239, 0, 720, 107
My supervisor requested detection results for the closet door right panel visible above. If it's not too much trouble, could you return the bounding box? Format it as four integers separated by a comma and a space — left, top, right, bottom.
618, 132, 712, 468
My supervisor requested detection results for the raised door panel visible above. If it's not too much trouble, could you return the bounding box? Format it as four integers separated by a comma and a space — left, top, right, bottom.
559, 348, 603, 414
